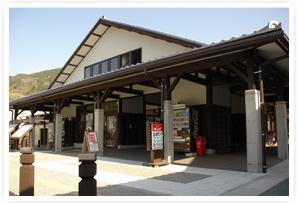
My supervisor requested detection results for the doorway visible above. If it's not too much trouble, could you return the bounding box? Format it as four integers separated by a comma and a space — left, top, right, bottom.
40, 128, 48, 147
105, 111, 118, 148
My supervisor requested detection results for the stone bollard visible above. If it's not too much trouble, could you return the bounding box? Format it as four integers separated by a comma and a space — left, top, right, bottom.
19, 147, 35, 196
78, 153, 97, 196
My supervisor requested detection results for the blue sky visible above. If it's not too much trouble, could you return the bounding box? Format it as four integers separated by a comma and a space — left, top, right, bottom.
9, 7, 290, 76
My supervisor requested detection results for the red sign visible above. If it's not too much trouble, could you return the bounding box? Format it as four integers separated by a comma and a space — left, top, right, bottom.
152, 124, 163, 132
88, 133, 96, 142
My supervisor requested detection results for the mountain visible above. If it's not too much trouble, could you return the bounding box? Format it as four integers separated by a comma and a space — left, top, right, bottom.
9, 68, 62, 101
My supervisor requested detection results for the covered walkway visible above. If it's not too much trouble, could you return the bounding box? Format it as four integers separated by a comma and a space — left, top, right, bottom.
28, 146, 285, 172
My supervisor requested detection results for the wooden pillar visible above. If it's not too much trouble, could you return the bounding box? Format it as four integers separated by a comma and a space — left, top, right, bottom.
78, 154, 97, 196
246, 50, 257, 90
19, 147, 35, 196
206, 76, 213, 148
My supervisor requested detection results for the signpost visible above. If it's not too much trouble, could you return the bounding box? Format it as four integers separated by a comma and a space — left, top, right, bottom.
143, 123, 169, 168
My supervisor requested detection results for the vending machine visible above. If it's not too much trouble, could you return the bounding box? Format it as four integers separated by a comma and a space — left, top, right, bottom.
173, 104, 196, 152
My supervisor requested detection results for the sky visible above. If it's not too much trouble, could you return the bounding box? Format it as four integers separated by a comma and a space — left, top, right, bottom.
8, 6, 290, 76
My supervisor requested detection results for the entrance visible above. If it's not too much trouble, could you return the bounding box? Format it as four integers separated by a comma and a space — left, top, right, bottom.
40, 128, 48, 147
105, 111, 118, 148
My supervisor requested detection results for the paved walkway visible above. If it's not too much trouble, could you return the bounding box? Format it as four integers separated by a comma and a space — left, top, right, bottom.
8, 149, 290, 200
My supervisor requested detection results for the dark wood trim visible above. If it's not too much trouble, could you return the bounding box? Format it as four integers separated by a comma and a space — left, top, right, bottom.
163, 75, 171, 100
245, 50, 257, 89
100, 19, 203, 48
83, 44, 92, 48
75, 54, 85, 58
91, 33, 102, 38
226, 63, 248, 82
259, 54, 288, 67
182, 73, 207, 86
114, 87, 143, 96
199, 69, 230, 83
151, 79, 161, 89
168, 72, 184, 94
99, 88, 110, 107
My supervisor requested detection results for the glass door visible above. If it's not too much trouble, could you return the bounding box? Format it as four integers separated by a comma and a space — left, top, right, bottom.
105, 113, 117, 148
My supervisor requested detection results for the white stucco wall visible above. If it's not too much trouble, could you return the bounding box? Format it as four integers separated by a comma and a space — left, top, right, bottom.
172, 79, 206, 105
61, 104, 79, 118
34, 123, 48, 146
65, 27, 191, 84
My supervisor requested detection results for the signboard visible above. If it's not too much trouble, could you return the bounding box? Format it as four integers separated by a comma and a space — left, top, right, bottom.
173, 104, 186, 109
151, 124, 163, 150
11, 123, 34, 140
82, 131, 99, 153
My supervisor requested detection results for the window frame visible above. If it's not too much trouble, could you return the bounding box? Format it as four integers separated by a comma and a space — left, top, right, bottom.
84, 48, 142, 79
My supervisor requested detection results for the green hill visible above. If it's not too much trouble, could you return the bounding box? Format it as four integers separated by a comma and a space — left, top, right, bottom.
9, 68, 62, 101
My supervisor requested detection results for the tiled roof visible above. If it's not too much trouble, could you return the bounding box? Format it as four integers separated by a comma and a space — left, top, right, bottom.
10, 21, 287, 107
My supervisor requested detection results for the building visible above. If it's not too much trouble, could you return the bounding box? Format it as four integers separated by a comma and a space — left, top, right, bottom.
9, 17, 289, 173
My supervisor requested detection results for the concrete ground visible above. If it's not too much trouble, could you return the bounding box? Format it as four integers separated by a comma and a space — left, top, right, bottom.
7, 147, 290, 200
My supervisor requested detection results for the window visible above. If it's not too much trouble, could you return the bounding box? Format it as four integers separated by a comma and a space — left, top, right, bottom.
111, 57, 118, 71
84, 48, 142, 79
93, 64, 100, 75
85, 66, 92, 78
121, 54, 129, 68
101, 61, 108, 74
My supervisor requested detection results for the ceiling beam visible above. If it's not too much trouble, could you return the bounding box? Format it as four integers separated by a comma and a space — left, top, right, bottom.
182, 73, 208, 86
226, 63, 248, 82
199, 69, 230, 83
114, 87, 143, 96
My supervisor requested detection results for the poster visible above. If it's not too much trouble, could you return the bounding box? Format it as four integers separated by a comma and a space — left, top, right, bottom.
82, 131, 99, 153
151, 124, 163, 150
173, 108, 190, 128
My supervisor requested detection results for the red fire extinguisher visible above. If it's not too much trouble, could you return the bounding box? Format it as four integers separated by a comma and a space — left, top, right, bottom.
196, 136, 207, 156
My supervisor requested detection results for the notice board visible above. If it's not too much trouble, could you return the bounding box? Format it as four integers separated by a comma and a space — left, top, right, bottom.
82, 131, 99, 153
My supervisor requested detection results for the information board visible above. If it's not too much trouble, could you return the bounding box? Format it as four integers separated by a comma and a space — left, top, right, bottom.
151, 124, 163, 150
82, 131, 99, 153
10, 123, 34, 140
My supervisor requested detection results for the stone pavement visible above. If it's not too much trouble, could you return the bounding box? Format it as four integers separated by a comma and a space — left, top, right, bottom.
7, 149, 290, 200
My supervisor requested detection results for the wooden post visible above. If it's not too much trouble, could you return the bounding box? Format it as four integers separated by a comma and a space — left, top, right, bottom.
78, 154, 97, 196
19, 147, 35, 196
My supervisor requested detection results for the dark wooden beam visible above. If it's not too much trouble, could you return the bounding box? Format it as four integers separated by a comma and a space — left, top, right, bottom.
182, 73, 208, 86
199, 69, 230, 83
245, 50, 257, 89
114, 87, 143, 96
99, 88, 110, 106
259, 54, 288, 67
136, 81, 159, 89
168, 72, 184, 94
226, 63, 248, 82
163, 75, 171, 100
151, 79, 161, 89
71, 96, 95, 102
